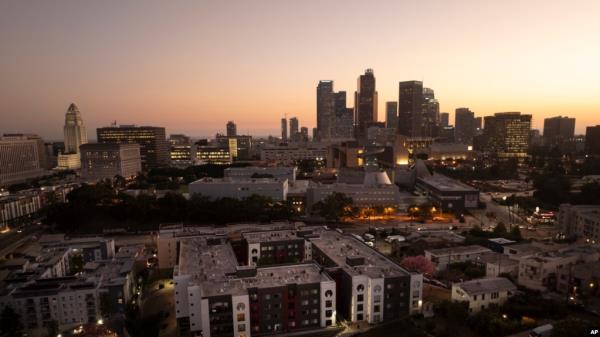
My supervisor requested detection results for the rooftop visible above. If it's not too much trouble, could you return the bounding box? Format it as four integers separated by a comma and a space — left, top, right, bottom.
242, 229, 301, 244
454, 277, 516, 296
426, 245, 492, 256
309, 230, 410, 279
418, 174, 478, 192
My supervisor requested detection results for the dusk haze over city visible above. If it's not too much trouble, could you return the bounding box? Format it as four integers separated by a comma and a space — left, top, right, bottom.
1, 1, 600, 337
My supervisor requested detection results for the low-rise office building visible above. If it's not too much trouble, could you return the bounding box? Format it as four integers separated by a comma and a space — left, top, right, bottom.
416, 174, 479, 212
189, 177, 289, 201
80, 143, 142, 181
225, 166, 297, 184
451, 277, 516, 313
261, 144, 327, 165
194, 146, 233, 165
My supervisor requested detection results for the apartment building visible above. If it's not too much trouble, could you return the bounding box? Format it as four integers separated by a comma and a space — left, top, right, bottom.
451, 277, 516, 313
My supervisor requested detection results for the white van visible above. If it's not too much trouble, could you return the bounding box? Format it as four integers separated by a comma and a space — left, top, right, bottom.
529, 324, 553, 337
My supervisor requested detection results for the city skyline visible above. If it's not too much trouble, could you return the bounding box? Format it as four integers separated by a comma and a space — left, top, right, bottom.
1, 0, 600, 139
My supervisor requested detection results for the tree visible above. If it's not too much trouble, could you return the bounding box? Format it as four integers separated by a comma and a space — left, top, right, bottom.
0, 306, 23, 337
313, 192, 353, 221
100, 292, 117, 317
46, 320, 58, 337
493, 222, 507, 235
400, 256, 435, 275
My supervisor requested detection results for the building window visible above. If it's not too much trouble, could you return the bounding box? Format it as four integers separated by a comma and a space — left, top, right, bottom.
326, 300, 332, 308
357, 294, 363, 302
374, 305, 380, 313
325, 290, 333, 297
326, 310, 332, 318
357, 304, 363, 312
237, 313, 245, 321
491, 292, 499, 299
357, 284, 365, 292
237, 303, 245, 311
238, 324, 246, 332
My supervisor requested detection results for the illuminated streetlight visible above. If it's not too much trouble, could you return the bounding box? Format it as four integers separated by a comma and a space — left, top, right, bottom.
97, 318, 104, 325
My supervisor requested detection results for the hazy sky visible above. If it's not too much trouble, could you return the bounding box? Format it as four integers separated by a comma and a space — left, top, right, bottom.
1, 0, 599, 140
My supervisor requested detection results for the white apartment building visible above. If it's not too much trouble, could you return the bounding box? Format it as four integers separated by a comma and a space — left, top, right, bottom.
451, 277, 516, 313
559, 204, 600, 242
425, 245, 493, 271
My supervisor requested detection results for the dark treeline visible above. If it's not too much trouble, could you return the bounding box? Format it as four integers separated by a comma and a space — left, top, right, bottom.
42, 183, 295, 233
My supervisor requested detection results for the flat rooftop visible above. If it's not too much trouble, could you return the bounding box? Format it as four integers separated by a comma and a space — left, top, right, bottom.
242, 229, 301, 244
418, 174, 478, 192
426, 245, 491, 256
190, 177, 286, 185
309, 230, 410, 279
200, 263, 332, 297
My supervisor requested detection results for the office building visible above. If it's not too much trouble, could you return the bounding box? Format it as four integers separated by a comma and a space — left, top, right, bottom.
558, 204, 600, 242
0, 135, 47, 186
194, 146, 232, 165
585, 125, 600, 156
281, 118, 288, 142
440, 112, 449, 127
454, 108, 475, 144
332, 92, 354, 141
80, 143, 141, 181
216, 134, 253, 160
289, 117, 299, 139
225, 166, 297, 184
316, 81, 334, 141
451, 277, 516, 314
63, 103, 88, 154
422, 88, 440, 138
354, 69, 378, 140
97, 125, 169, 169
169, 134, 193, 167
227, 121, 237, 137
189, 177, 289, 201
543, 116, 575, 151
398, 81, 423, 137
386, 102, 398, 129
316, 82, 354, 142
300, 127, 309, 142
415, 174, 480, 212
478, 112, 531, 158
260, 144, 327, 165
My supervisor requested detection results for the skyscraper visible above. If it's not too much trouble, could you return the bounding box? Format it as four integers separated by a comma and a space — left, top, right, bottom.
226, 121, 237, 137
281, 118, 288, 142
332, 91, 354, 140
97, 125, 170, 169
386, 102, 398, 129
440, 112, 449, 127
63, 103, 88, 154
455, 108, 475, 144
316, 81, 353, 141
543, 116, 575, 151
316, 80, 334, 140
398, 81, 423, 137
585, 125, 600, 156
289, 117, 299, 136
422, 89, 440, 137
300, 127, 309, 142
479, 112, 531, 158
354, 69, 378, 140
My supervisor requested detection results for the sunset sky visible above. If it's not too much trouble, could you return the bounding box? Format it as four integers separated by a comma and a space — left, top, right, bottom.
1, 0, 599, 140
